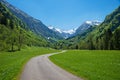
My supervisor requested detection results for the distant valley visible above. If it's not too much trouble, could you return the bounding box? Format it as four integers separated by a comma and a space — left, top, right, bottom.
0, 0, 120, 51
0, 0, 120, 80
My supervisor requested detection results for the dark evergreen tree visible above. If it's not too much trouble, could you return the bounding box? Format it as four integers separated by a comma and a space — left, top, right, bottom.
113, 28, 120, 50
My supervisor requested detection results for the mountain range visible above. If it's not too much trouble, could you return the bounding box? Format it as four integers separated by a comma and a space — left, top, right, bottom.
0, 0, 102, 39
48, 20, 101, 38
0, 0, 102, 40
0, 0, 120, 50
54, 6, 120, 50
48, 26, 76, 38
0, 0, 63, 40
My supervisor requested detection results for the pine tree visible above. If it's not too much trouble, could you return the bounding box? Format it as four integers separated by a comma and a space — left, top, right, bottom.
113, 28, 120, 49
103, 29, 112, 50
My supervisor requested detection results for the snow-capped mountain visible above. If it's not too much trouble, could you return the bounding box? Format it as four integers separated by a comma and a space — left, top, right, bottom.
48, 20, 101, 39
62, 29, 76, 34
48, 26, 63, 33
74, 20, 101, 36
48, 26, 76, 39
85, 20, 101, 26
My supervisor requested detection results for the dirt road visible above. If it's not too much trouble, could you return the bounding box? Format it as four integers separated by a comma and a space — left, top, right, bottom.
20, 51, 82, 80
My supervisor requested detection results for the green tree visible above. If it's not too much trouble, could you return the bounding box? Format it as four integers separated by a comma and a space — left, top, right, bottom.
103, 29, 112, 50
113, 27, 120, 49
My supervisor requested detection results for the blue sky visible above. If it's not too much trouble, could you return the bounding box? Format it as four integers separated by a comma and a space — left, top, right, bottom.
7, 0, 120, 30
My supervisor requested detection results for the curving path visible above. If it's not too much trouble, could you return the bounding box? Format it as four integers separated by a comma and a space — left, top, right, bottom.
20, 50, 82, 80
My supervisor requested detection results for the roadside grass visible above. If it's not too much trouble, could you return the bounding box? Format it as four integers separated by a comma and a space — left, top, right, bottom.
50, 50, 120, 80
0, 47, 59, 80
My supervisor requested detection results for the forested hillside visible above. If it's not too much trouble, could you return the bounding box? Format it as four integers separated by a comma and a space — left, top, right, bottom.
55, 6, 120, 50
0, 1, 120, 51
0, 0, 63, 40
0, 3, 48, 51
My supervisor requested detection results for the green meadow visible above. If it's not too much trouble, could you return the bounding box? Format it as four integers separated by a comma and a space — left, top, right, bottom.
50, 50, 120, 80
0, 47, 59, 80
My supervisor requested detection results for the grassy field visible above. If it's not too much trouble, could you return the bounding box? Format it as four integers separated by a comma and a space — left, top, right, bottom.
0, 47, 59, 80
50, 50, 120, 80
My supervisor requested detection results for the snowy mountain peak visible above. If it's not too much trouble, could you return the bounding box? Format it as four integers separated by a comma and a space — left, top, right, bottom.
86, 21, 92, 24
74, 20, 102, 36
48, 26, 54, 29
48, 20, 101, 38
48, 26, 76, 34
48, 26, 76, 38
48, 26, 62, 33
63, 28, 76, 34
85, 20, 101, 26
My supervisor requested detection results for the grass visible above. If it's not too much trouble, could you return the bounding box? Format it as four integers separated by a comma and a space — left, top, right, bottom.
0, 47, 59, 80
50, 50, 120, 80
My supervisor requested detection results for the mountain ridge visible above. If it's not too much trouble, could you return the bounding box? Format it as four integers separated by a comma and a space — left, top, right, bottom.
0, 0, 63, 40
54, 6, 120, 50
48, 20, 101, 38
48, 26, 76, 38
74, 20, 101, 36
0, 2, 49, 51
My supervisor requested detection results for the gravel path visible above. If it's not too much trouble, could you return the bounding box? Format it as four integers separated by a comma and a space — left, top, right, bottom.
20, 50, 82, 80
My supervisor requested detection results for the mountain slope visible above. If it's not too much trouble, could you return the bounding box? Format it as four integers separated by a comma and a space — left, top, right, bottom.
0, 2, 49, 51
73, 20, 101, 36
0, 0, 63, 40
55, 6, 120, 50
76, 6, 120, 50
92, 6, 120, 50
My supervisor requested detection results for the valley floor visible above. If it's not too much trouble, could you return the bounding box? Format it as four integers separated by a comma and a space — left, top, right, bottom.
50, 50, 120, 80
1, 49, 120, 80
0, 47, 59, 80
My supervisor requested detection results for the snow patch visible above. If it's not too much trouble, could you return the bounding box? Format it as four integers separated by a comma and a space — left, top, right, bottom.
63, 29, 76, 34
86, 21, 92, 24
85, 20, 101, 26
55, 28, 62, 33
48, 26, 54, 29
48, 26, 76, 34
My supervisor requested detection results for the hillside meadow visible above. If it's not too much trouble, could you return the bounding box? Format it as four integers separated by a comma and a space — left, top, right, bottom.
50, 50, 120, 80
0, 47, 59, 80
